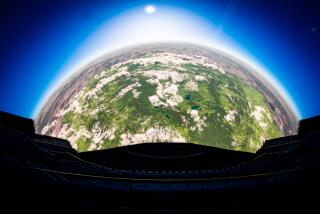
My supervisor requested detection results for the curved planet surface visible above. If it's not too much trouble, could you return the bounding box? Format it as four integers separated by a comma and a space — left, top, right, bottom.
35, 43, 298, 152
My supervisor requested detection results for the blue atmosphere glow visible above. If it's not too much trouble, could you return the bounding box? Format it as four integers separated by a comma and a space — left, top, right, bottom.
0, 0, 319, 119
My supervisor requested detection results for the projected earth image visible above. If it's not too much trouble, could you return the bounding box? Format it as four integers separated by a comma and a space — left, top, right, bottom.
35, 43, 298, 152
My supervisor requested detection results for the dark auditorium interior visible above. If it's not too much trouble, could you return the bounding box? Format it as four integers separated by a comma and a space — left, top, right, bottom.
1, 111, 320, 212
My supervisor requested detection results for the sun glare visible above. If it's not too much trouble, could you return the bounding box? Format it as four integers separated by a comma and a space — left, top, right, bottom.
145, 5, 156, 14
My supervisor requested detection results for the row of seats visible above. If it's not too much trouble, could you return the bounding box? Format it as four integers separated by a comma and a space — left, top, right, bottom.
33, 135, 73, 149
